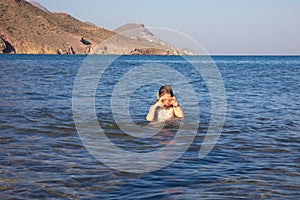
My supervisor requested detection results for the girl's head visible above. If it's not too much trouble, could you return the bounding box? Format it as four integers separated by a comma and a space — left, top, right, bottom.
158, 85, 174, 108
158, 85, 174, 98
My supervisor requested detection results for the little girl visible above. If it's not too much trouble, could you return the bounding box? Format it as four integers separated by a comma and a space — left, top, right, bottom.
146, 85, 184, 122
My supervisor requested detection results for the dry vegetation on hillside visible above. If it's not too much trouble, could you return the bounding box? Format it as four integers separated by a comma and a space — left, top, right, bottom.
0, 0, 185, 55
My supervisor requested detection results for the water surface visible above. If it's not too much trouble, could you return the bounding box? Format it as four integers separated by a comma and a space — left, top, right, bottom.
0, 55, 299, 199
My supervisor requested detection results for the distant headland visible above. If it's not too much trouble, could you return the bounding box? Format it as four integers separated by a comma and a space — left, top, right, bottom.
0, 0, 195, 55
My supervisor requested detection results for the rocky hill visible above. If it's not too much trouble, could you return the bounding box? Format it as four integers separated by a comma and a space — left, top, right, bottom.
114, 23, 170, 46
114, 23, 196, 55
0, 0, 183, 55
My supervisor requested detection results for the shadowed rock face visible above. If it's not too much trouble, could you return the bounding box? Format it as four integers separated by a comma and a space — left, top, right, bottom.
0, 0, 188, 55
0, 35, 16, 54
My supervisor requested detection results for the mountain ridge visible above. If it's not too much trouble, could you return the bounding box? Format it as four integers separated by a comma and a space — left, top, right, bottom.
26, 0, 51, 13
113, 23, 196, 55
0, 0, 189, 55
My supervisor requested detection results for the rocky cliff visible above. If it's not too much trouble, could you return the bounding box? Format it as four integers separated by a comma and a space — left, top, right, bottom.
0, 0, 108, 54
0, 0, 185, 55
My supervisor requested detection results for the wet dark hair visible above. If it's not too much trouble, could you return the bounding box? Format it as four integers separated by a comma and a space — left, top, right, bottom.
159, 85, 174, 97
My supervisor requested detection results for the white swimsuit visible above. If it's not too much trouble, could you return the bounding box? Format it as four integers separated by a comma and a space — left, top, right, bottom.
156, 107, 175, 122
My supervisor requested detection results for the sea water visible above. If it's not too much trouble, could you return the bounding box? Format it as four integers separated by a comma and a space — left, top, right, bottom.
0, 55, 299, 199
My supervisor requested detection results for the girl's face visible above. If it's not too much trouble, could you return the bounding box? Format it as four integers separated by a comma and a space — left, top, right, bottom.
160, 94, 174, 108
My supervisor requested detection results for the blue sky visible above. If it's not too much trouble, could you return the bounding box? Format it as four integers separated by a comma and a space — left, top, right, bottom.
36, 0, 300, 55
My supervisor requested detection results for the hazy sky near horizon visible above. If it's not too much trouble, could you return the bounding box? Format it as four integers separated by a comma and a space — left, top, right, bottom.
36, 0, 300, 55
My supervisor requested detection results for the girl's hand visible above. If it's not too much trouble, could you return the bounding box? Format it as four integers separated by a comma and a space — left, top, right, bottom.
171, 97, 179, 107
155, 98, 164, 108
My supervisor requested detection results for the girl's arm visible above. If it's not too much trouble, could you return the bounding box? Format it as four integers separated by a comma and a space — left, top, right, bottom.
146, 104, 159, 121
173, 106, 184, 118
171, 97, 184, 118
